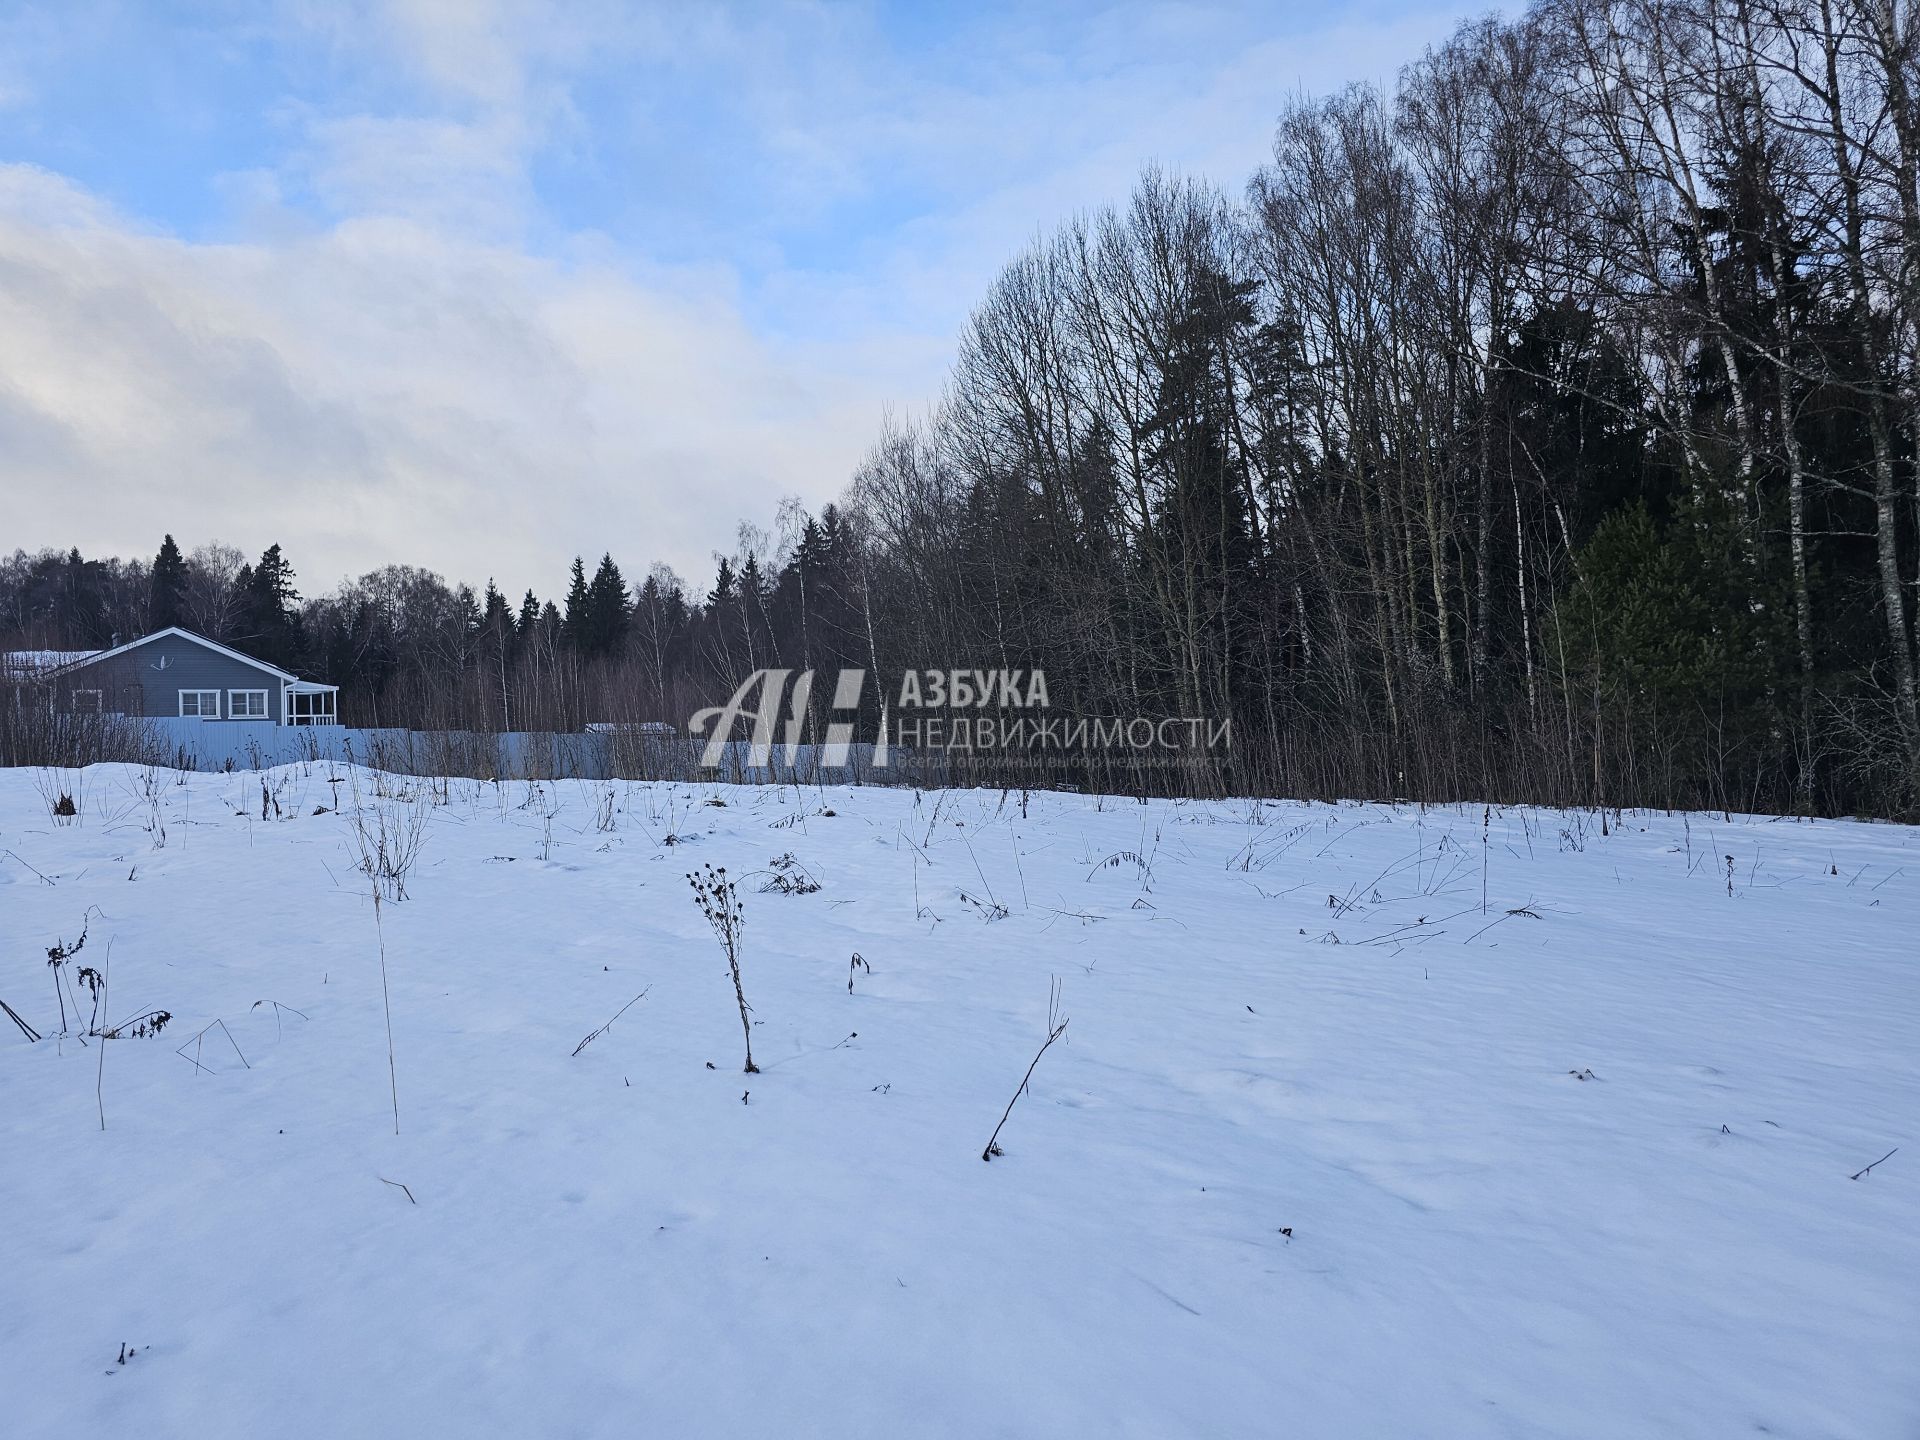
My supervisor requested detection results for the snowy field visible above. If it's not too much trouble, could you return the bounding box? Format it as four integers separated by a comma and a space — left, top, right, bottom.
1, 763, 1916, 1439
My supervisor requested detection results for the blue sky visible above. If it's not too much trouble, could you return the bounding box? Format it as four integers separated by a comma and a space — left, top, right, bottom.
0, 0, 1464, 594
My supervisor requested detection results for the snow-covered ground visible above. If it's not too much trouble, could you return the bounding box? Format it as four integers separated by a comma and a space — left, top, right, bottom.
1, 763, 1915, 1438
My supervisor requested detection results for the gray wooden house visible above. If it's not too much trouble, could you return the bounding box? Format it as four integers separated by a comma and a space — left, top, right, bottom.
47, 627, 339, 725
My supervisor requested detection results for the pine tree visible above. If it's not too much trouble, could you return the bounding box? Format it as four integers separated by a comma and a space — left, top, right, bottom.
54, 547, 108, 645
482, 581, 513, 636
707, 556, 736, 610
454, 583, 483, 641
150, 535, 187, 630
583, 553, 630, 656
561, 557, 590, 651
737, 551, 767, 668
241, 544, 302, 667
248, 543, 300, 616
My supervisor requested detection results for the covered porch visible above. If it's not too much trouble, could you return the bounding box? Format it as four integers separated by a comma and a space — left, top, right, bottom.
283, 679, 340, 726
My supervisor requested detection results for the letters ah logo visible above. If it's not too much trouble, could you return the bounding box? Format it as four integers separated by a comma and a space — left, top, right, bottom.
688, 669, 881, 769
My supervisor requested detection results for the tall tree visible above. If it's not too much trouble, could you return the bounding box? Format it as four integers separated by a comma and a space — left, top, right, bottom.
561, 557, 591, 652
582, 553, 631, 657
150, 535, 188, 630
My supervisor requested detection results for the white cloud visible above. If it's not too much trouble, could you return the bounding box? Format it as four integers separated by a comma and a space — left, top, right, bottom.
0, 2, 1469, 594
378, 0, 531, 109
0, 164, 926, 594
298, 112, 535, 236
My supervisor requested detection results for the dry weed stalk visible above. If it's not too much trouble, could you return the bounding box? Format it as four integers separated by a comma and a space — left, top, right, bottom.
982, 977, 1069, 1162
688, 864, 757, 1072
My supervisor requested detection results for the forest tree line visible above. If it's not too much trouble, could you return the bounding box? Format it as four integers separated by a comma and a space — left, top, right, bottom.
7, 0, 1920, 815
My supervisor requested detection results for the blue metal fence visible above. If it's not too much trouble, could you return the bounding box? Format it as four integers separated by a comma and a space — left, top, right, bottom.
130, 718, 926, 785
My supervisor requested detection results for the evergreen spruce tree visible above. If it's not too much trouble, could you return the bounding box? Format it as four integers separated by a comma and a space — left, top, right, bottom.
150, 534, 187, 630
454, 583, 483, 640
737, 551, 767, 666
246, 544, 300, 619
482, 581, 513, 636
584, 553, 630, 656
707, 556, 736, 610
562, 558, 590, 651
241, 544, 302, 667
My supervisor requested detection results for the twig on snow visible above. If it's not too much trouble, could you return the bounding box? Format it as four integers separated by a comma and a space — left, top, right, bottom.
1, 998, 40, 1042
981, 977, 1069, 1162
572, 989, 650, 1057
1, 849, 56, 885
174, 1017, 249, 1074
1850, 1147, 1898, 1181
1464, 904, 1544, 945
249, 999, 310, 1040
95, 939, 112, 1130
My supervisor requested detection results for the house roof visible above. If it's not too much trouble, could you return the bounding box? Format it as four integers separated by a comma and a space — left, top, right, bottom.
48, 627, 301, 683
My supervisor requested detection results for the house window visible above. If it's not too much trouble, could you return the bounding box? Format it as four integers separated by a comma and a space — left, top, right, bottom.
72, 689, 103, 714
179, 690, 220, 717
229, 689, 268, 720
